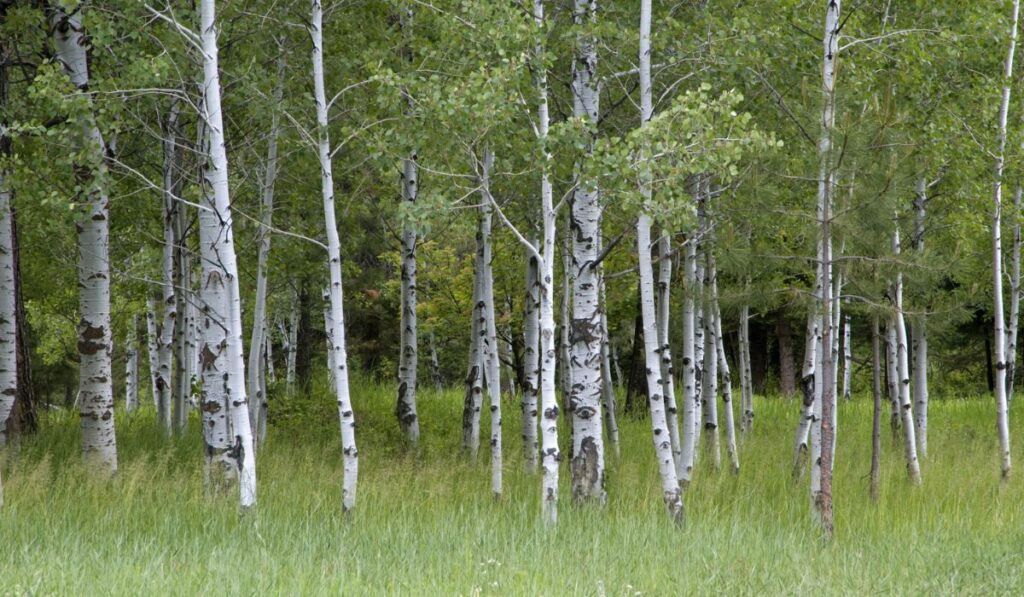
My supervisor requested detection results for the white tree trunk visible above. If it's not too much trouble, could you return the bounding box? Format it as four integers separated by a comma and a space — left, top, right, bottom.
323, 289, 336, 385
461, 257, 484, 460
0, 164, 15, 506
124, 316, 139, 413
533, 0, 562, 525
0, 167, 16, 448
991, 0, 1020, 480
598, 269, 620, 454
146, 297, 160, 409
842, 315, 852, 400
596, 231, 619, 454
701, 261, 720, 470
885, 319, 900, 431
560, 228, 573, 402
160, 104, 180, 434
52, 7, 117, 473
738, 302, 753, 431
910, 178, 928, 453
639, 0, 683, 523
692, 194, 707, 455
247, 56, 284, 448
679, 235, 698, 486
709, 256, 739, 473
199, 0, 257, 508
812, 0, 840, 531
429, 330, 443, 390
892, 226, 922, 484
174, 205, 196, 417
793, 311, 817, 474
521, 238, 541, 472
1007, 185, 1021, 402
396, 151, 420, 442
568, 0, 606, 502
312, 0, 358, 511
477, 149, 503, 498
657, 235, 682, 475
196, 161, 234, 489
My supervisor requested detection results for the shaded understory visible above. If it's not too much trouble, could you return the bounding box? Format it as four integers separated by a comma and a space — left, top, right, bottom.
3, 381, 1024, 594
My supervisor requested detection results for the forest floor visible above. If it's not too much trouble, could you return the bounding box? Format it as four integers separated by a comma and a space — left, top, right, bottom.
3, 380, 1024, 595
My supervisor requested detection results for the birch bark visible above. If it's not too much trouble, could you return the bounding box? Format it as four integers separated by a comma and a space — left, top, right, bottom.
639, 0, 683, 523
462, 257, 483, 459
892, 226, 922, 484
521, 239, 541, 471
51, 6, 117, 473
679, 235, 698, 486
656, 235, 681, 474
312, 0, 358, 510
912, 177, 929, 456
477, 149, 502, 498
568, 0, 605, 502
160, 104, 180, 434
534, 0, 562, 524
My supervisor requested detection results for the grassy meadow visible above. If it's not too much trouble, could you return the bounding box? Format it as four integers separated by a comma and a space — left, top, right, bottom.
3, 380, 1024, 595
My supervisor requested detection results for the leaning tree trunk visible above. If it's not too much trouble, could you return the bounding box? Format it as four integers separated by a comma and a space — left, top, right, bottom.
568, 0, 606, 503
51, 6, 117, 474
891, 225, 921, 484
793, 311, 818, 477
248, 56, 284, 449
533, 0, 562, 525
710, 263, 739, 473
312, 0, 358, 511
598, 257, 620, 455
521, 238, 541, 472
639, 0, 683, 524
477, 149, 503, 498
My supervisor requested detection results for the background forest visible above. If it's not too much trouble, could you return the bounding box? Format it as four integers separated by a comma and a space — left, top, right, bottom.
4, 0, 1024, 593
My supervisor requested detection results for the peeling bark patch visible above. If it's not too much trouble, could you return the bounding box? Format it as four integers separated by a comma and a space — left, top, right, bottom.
571, 436, 602, 501
77, 322, 106, 355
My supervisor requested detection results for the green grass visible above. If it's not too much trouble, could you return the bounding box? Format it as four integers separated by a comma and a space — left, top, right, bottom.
3, 382, 1024, 595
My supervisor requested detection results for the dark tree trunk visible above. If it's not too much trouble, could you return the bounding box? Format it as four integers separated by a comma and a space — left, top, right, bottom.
870, 316, 882, 502
776, 309, 797, 397
625, 283, 647, 414
295, 287, 315, 392
9, 206, 36, 439
749, 316, 769, 393
986, 328, 995, 393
